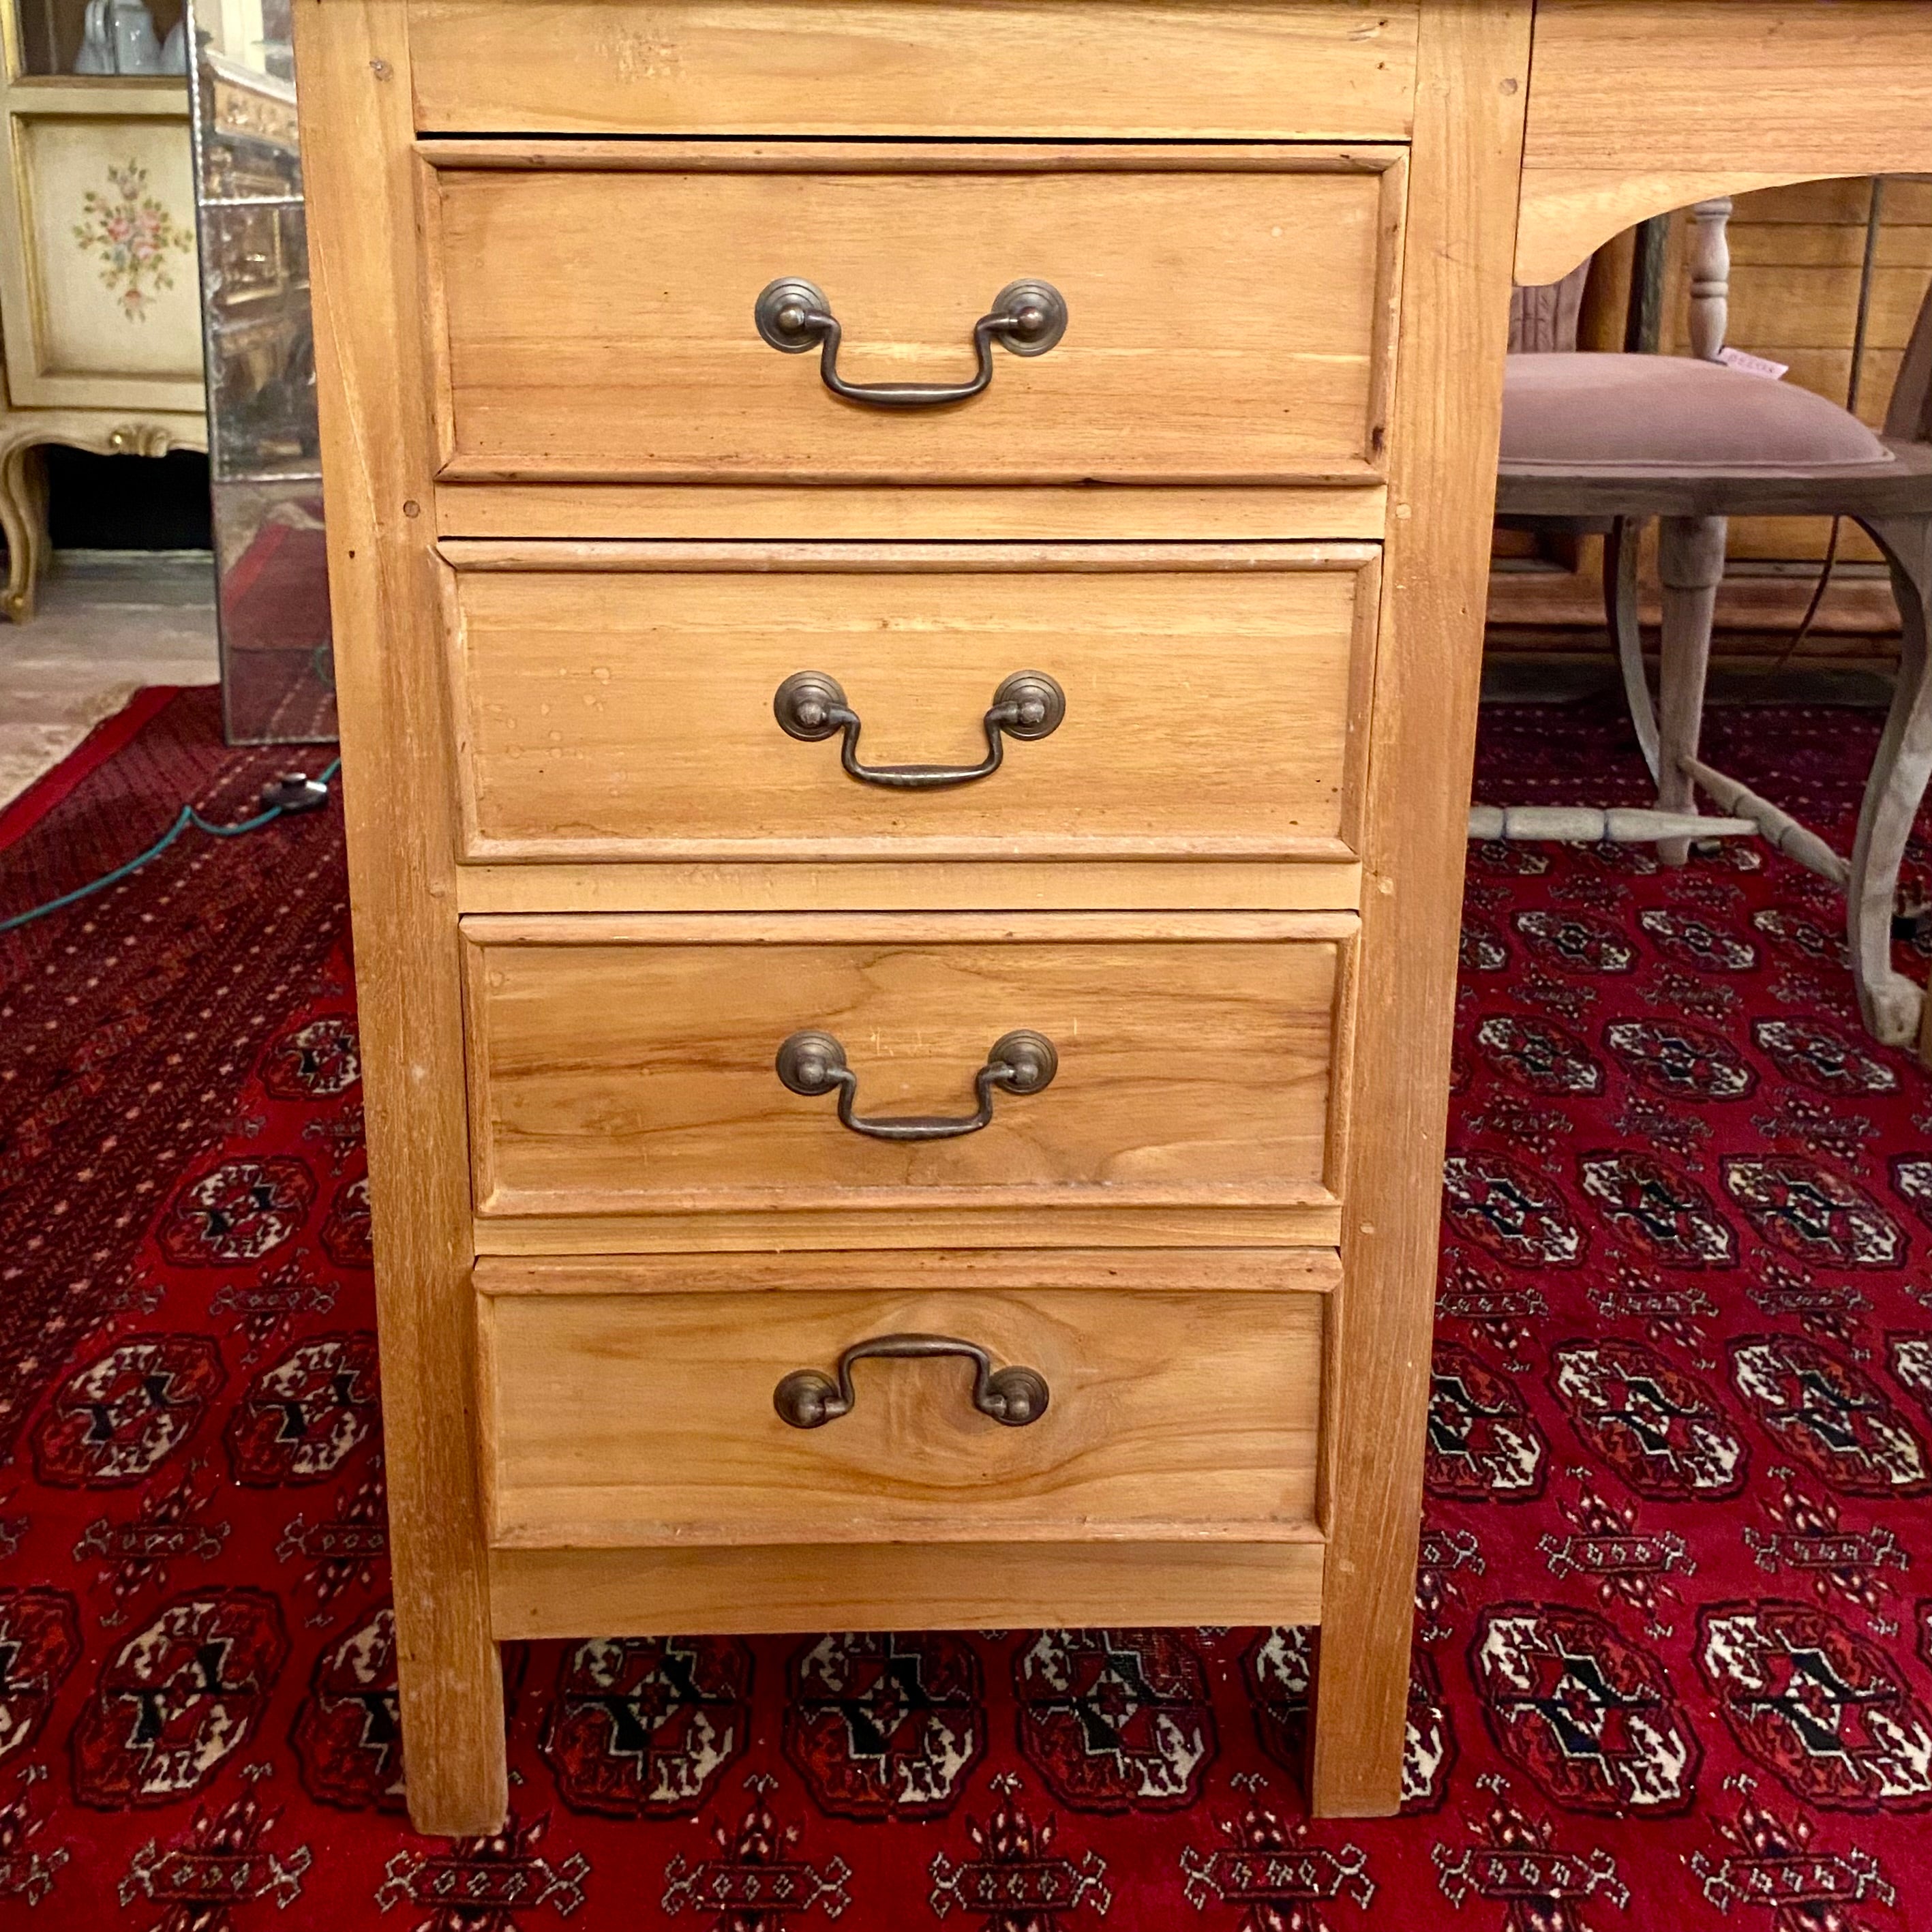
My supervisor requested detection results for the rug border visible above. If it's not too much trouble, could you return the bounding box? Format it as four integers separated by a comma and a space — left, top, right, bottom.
0, 684, 184, 854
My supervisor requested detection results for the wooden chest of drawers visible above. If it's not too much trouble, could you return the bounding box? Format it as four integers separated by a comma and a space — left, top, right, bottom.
293, 0, 1922, 1839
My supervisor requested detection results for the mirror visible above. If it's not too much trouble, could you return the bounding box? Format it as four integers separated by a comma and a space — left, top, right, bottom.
185, 0, 335, 743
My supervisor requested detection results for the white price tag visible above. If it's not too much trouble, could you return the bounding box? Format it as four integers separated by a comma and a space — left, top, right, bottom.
1715, 346, 1790, 380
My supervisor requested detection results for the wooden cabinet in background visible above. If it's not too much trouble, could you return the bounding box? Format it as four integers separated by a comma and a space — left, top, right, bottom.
0, 1, 204, 618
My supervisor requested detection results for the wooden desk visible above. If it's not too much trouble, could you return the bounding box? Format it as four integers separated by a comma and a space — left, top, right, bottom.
289, 0, 1932, 1835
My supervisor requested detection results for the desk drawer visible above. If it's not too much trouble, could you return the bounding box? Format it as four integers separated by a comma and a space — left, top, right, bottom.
476, 1253, 1329, 1550
462, 912, 1350, 1233
409, 1, 1419, 142
425, 146, 1403, 487
446, 543, 1378, 865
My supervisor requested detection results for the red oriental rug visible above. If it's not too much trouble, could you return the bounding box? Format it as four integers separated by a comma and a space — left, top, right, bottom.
2, 685, 1931, 1931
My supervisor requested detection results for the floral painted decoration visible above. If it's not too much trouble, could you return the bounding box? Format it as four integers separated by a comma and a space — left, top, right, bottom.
72, 160, 193, 321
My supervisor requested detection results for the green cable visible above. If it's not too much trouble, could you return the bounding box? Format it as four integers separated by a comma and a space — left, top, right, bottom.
0, 757, 342, 937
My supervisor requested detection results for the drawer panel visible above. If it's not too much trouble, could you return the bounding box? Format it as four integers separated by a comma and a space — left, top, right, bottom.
462, 912, 1350, 1224
446, 543, 1378, 864
476, 1254, 1328, 1549
408, 1, 1419, 142
425, 147, 1403, 487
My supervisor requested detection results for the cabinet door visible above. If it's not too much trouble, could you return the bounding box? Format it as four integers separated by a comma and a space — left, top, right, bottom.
0, 95, 203, 412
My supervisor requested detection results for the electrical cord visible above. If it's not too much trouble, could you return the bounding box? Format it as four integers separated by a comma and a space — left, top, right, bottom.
0, 759, 341, 937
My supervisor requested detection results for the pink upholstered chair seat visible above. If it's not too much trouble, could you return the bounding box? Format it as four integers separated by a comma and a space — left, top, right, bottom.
1492, 224, 1932, 1059
1502, 352, 1895, 474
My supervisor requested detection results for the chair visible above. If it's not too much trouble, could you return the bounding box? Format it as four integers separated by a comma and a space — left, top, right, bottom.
1492, 197, 1932, 1053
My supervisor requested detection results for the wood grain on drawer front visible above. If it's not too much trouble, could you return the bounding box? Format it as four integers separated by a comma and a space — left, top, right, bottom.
423, 145, 1404, 486
443, 543, 1379, 864
461, 912, 1351, 1223
408, 1, 1419, 140
476, 1263, 1327, 1549
489, 1542, 1327, 1637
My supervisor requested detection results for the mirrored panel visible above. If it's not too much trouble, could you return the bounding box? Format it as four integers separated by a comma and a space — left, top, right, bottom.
186, 0, 335, 742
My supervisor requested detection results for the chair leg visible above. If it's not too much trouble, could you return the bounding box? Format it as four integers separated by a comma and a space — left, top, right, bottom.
1607, 516, 1661, 782
1655, 515, 1727, 865
1849, 515, 1932, 1053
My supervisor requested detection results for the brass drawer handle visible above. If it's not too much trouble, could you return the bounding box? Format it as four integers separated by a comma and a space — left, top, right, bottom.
754, 277, 1068, 408
775, 1028, 1057, 1141
774, 670, 1066, 790
774, 1333, 1051, 1430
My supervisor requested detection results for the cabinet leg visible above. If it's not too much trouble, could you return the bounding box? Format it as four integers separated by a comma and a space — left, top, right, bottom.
1309, 0, 1535, 1822
395, 1596, 507, 1837
0, 442, 48, 624
384, 1261, 507, 1837
1305, 1630, 1414, 1808
1306, 1550, 1415, 1817
384, 1285, 507, 1837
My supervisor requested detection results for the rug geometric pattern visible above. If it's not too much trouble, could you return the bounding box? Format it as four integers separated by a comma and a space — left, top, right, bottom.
1, 687, 1929, 1929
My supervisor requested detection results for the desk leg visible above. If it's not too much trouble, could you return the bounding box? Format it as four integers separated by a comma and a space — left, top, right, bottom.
1308, 0, 1535, 1818
292, 0, 507, 1836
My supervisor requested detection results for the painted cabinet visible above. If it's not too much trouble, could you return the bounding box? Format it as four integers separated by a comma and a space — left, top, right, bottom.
0, 0, 205, 618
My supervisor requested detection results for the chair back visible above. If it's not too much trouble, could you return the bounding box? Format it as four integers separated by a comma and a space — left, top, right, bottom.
1507, 200, 1727, 358
1884, 272, 1932, 446
1508, 260, 1588, 353
1509, 190, 1932, 450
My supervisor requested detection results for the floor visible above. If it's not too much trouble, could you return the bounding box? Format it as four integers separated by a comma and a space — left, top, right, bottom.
5, 686, 1931, 1928
0, 550, 218, 811
1480, 649, 1900, 708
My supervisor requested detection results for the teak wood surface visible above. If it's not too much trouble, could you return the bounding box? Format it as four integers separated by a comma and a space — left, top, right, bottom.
425, 146, 1404, 486
1514, 0, 1932, 283
294, 0, 506, 1838
404, 0, 1422, 141
444, 543, 1378, 865
431, 482, 1391, 545
477, 1280, 1325, 1548
292, 0, 1925, 1838
1308, 0, 1534, 1817
452, 857, 1370, 916
460, 914, 1350, 1224
489, 1541, 1329, 1640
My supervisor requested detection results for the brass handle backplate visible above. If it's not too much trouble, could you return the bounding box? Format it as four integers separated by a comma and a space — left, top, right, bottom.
775, 1028, 1057, 1141
774, 1333, 1051, 1430
774, 670, 1065, 789
755, 277, 1068, 408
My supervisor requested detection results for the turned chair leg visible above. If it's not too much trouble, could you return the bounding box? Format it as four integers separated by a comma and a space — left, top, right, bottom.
1850, 515, 1932, 1053
1655, 515, 1727, 865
